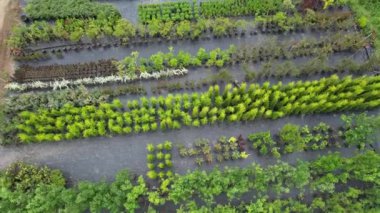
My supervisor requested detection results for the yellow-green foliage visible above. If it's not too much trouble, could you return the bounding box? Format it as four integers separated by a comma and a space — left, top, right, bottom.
348, 0, 380, 54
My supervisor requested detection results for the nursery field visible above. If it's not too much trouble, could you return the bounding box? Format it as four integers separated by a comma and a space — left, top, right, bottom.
0, 0, 380, 212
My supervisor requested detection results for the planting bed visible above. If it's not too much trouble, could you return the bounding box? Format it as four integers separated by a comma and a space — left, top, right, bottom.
1, 110, 379, 183
19, 29, 358, 64
1, 0, 380, 212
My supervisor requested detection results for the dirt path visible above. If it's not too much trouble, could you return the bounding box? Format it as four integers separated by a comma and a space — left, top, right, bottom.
0, 0, 20, 99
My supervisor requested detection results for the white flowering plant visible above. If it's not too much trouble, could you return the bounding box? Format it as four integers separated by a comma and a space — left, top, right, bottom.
6, 68, 189, 92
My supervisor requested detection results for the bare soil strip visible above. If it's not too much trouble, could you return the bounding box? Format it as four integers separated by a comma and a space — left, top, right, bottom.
0, 0, 20, 99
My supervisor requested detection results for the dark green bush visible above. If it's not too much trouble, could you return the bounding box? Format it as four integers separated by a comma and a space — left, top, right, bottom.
2, 162, 65, 192
25, 0, 120, 20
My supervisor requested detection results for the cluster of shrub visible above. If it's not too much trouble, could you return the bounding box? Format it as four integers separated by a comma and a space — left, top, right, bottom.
11, 75, 380, 143
146, 141, 174, 180
3, 151, 377, 212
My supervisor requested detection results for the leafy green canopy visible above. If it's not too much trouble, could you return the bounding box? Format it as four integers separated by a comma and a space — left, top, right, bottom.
348, 0, 380, 54
249, 122, 336, 157
138, 1, 196, 23
138, 0, 286, 23
0, 163, 147, 213
1, 152, 378, 212
13, 75, 380, 143
0, 162, 65, 193
341, 113, 380, 149
200, 0, 284, 18
177, 187, 379, 212
115, 46, 235, 76
169, 151, 380, 206
24, 0, 120, 20
7, 9, 358, 49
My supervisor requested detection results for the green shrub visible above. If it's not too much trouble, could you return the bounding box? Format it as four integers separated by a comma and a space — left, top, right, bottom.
165, 160, 173, 168
2, 162, 65, 192
358, 16, 368, 29
13, 75, 380, 143
156, 144, 164, 151
25, 0, 120, 20
156, 152, 164, 160
163, 141, 172, 150
147, 154, 155, 162
158, 163, 166, 169
280, 124, 304, 153
147, 163, 155, 170
165, 154, 172, 160
147, 144, 155, 152
147, 171, 158, 179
